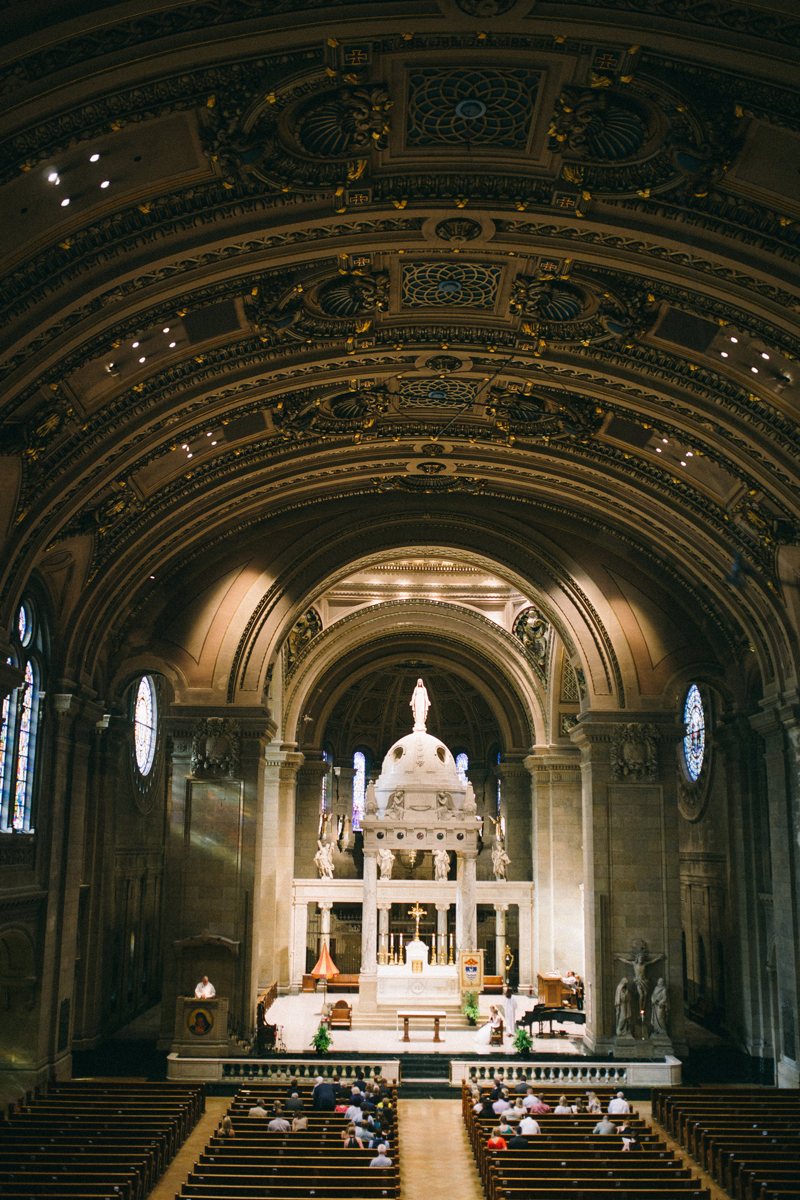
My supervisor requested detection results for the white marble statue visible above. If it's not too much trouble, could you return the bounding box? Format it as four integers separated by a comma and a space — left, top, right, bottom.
410, 677, 430, 731
650, 977, 669, 1036
433, 846, 450, 881
491, 840, 510, 880
378, 846, 395, 880
313, 839, 334, 879
436, 790, 455, 818
365, 781, 378, 816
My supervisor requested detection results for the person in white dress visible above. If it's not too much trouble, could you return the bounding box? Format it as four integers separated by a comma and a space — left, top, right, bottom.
503, 987, 518, 1038
474, 1005, 503, 1052
195, 975, 215, 998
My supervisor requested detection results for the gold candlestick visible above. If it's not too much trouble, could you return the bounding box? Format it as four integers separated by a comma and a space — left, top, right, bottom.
448, 932, 454, 965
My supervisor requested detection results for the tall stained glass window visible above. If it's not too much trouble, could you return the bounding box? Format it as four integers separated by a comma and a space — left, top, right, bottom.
456, 752, 469, 785
683, 684, 705, 782
133, 677, 157, 776
352, 750, 366, 831
1, 600, 44, 833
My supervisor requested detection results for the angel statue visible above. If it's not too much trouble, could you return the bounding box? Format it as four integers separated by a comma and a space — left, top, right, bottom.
491, 840, 510, 881
433, 846, 450, 882
313, 839, 334, 880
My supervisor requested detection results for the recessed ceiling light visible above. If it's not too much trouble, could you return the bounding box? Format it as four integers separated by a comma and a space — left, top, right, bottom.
686, 451, 693, 457
100, 180, 110, 188
163, 327, 170, 333
206, 432, 212, 437
169, 341, 176, 348
47, 171, 59, 182
211, 440, 217, 445
656, 447, 661, 453
138, 356, 146, 363
730, 336, 738, 343
90, 153, 100, 162
187, 453, 193, 458
60, 197, 70, 207
680, 460, 686, 466
751, 367, 758, 373
150, 575, 155, 580
181, 444, 188, 449
132, 341, 139, 348
720, 351, 728, 358
662, 438, 668, 444
761, 352, 770, 360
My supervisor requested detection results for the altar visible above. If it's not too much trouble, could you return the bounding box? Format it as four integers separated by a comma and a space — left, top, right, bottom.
377, 935, 460, 1006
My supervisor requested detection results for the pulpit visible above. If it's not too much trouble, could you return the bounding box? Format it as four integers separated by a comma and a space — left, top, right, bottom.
538, 971, 564, 1006
172, 995, 229, 1057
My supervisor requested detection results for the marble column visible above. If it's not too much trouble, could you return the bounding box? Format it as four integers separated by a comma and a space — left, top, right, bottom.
456, 850, 478, 956
319, 901, 333, 948
360, 851, 378, 973
378, 903, 391, 964
436, 903, 449, 964
289, 898, 308, 991
256, 743, 303, 991
494, 904, 509, 980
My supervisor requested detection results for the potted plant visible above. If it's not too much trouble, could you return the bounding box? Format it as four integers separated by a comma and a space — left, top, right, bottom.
311, 1023, 332, 1055
512, 1027, 533, 1057
462, 991, 480, 1027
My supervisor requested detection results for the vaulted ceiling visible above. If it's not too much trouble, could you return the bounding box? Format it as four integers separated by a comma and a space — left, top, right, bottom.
1, 0, 799, 704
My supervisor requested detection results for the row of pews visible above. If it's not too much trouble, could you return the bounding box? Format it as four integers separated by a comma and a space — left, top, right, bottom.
0, 1081, 205, 1200
176, 1082, 400, 1200
652, 1087, 800, 1200
463, 1083, 710, 1200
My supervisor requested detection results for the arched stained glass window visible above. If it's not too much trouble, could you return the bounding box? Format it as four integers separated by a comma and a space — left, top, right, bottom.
456, 752, 469, 785
352, 750, 366, 831
133, 676, 157, 776
683, 684, 705, 782
1, 600, 45, 833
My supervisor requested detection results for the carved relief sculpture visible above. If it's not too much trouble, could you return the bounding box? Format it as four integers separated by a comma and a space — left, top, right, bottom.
191, 717, 241, 778
610, 723, 660, 782
436, 790, 455, 818
285, 608, 322, 675
386, 788, 405, 817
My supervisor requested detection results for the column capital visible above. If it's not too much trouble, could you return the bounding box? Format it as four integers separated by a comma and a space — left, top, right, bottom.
435, 902, 450, 912
377, 901, 392, 911
318, 901, 333, 912
493, 903, 510, 912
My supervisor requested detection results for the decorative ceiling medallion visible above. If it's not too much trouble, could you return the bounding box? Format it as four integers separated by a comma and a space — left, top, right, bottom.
425, 355, 464, 372
400, 378, 479, 408
406, 68, 540, 148
402, 262, 501, 308
434, 217, 483, 244
295, 87, 391, 157
456, 0, 518, 14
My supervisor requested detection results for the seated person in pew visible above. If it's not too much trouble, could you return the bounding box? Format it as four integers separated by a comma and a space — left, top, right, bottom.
586, 1091, 602, 1113
493, 1089, 512, 1115
247, 1100, 268, 1118
369, 1143, 392, 1168
312, 1077, 337, 1111
513, 1078, 530, 1095
507, 1126, 529, 1150
268, 1112, 291, 1132
217, 1116, 235, 1139
284, 1078, 301, 1098
269, 1099, 288, 1121
519, 1114, 541, 1136
526, 1093, 553, 1114
498, 1116, 516, 1139
341, 1123, 364, 1149
291, 1114, 308, 1133
608, 1090, 632, 1114
593, 1115, 618, 1135
487, 1126, 508, 1149
554, 1094, 576, 1114
619, 1120, 642, 1151
285, 1092, 303, 1112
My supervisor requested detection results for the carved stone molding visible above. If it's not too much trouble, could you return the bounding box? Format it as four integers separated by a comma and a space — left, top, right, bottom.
173, 929, 240, 956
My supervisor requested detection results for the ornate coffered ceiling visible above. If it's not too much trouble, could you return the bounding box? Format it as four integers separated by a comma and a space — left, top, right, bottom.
1, 0, 799, 697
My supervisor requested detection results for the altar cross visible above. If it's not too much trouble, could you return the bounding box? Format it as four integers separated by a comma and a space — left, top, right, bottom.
409, 902, 426, 940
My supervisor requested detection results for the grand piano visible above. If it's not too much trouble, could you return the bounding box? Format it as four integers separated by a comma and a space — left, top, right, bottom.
518, 1004, 586, 1036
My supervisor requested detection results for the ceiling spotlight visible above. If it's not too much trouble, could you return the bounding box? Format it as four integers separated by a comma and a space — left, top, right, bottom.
662, 438, 668, 444
686, 451, 693, 457
100, 180, 110, 188
721, 351, 729, 358
132, 341, 139, 348
656, 447, 662, 453
90, 153, 100, 162
150, 574, 155, 580
761, 352, 770, 360
211, 440, 217, 445
47, 171, 59, 182
730, 336, 738, 343
138, 356, 146, 363
206, 432, 212, 437
187, 453, 193, 459
680, 460, 687, 466
60, 197, 70, 207
169, 341, 176, 348
751, 367, 758, 373
163, 327, 170, 333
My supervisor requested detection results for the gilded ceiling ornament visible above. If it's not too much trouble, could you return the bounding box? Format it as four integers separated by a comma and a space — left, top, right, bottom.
434, 217, 483, 244
425, 355, 463, 372
286, 608, 323, 675
512, 607, 551, 668
548, 87, 648, 161
296, 86, 391, 156
455, 0, 517, 13
486, 385, 602, 441
510, 272, 587, 322
245, 267, 389, 344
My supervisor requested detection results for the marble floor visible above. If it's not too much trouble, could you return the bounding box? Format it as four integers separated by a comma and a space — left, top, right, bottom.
270, 991, 586, 1057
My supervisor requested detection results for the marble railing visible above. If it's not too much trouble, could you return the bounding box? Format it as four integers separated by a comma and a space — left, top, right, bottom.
450, 1056, 682, 1087
167, 1053, 401, 1084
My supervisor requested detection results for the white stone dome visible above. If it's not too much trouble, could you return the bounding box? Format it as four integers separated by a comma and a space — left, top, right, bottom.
374, 729, 464, 814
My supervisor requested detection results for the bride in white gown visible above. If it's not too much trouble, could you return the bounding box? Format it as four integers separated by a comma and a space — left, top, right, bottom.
474, 1004, 502, 1053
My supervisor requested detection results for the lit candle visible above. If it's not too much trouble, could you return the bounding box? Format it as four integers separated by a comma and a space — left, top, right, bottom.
390, 933, 394, 960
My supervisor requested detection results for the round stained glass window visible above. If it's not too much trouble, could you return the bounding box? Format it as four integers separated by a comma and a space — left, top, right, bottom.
683, 684, 705, 782
18, 602, 32, 647
133, 676, 157, 776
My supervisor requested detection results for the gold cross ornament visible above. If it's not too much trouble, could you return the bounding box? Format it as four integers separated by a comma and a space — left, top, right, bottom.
409, 902, 426, 940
